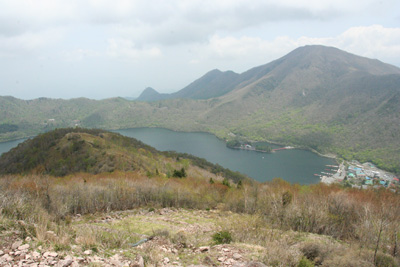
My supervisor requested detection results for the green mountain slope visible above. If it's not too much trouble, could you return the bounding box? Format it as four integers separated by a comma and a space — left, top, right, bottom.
1, 45, 399, 173
171, 69, 240, 99
137, 69, 241, 101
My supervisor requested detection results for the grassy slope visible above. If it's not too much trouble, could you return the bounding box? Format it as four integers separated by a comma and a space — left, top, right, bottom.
1, 172, 399, 266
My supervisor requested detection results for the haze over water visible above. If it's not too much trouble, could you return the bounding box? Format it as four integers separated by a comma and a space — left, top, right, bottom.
116, 128, 336, 184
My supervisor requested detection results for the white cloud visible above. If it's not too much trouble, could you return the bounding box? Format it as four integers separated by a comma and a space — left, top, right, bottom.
0, 0, 372, 45
0, 1, 77, 34
112, 0, 344, 47
198, 25, 400, 70
61, 48, 100, 62
0, 29, 63, 58
335, 25, 400, 59
107, 38, 162, 60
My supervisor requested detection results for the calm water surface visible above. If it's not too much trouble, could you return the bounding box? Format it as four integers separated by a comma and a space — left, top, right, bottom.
116, 128, 336, 184
0, 139, 26, 155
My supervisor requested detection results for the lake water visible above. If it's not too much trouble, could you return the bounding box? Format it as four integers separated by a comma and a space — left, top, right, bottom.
116, 128, 336, 184
0, 128, 336, 184
0, 138, 26, 155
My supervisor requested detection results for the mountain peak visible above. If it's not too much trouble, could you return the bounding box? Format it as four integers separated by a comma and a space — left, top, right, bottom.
137, 87, 167, 102
172, 69, 239, 99
135, 45, 400, 103
281, 45, 400, 75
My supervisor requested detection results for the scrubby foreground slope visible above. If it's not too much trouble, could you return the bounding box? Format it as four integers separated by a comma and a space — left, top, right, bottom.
0, 171, 399, 266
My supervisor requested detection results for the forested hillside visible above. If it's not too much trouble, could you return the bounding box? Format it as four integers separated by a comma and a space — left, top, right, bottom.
1, 45, 400, 173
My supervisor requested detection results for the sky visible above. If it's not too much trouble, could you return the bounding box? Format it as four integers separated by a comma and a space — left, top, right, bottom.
0, 0, 400, 100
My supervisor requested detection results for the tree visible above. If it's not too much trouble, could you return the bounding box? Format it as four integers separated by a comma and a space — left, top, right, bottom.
172, 168, 186, 178
222, 178, 231, 188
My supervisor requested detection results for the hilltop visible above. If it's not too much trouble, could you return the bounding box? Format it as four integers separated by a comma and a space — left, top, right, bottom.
137, 87, 170, 102
0, 128, 246, 182
1, 45, 400, 173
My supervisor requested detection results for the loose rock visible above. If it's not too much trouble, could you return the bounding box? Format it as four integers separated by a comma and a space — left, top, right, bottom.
57, 259, 73, 267
11, 240, 23, 250
199, 246, 209, 252
132, 255, 144, 267
18, 244, 30, 251
83, 250, 92, 255
233, 253, 242, 260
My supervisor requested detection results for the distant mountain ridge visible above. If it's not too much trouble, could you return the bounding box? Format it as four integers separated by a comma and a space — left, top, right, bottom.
137, 45, 400, 101
137, 69, 241, 101
1, 45, 400, 173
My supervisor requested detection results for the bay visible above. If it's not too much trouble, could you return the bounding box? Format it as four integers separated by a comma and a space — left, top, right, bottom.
0, 128, 336, 184
116, 128, 336, 184
0, 138, 26, 155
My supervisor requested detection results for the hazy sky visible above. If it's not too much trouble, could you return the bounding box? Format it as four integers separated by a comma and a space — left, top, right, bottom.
1, 0, 400, 100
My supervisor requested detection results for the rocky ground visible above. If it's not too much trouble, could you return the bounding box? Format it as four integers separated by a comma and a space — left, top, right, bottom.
0, 238, 270, 267
0, 208, 335, 266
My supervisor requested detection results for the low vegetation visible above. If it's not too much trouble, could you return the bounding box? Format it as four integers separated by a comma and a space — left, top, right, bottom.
0, 172, 399, 266
0, 128, 399, 266
212, 231, 232, 244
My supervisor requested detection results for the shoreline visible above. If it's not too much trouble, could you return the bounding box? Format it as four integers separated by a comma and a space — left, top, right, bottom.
224, 134, 338, 161
227, 146, 271, 153
1, 126, 339, 161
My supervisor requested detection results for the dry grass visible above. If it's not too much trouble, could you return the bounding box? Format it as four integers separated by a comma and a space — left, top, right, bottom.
0, 173, 399, 266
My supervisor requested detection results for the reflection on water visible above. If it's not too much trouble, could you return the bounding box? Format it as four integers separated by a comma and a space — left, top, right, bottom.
116, 128, 336, 184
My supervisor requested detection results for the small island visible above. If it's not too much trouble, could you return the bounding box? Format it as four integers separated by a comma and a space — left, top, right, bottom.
226, 139, 272, 153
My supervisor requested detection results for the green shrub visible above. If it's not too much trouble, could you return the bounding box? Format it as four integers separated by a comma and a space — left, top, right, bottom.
222, 178, 231, 188
298, 257, 315, 267
172, 168, 186, 178
212, 231, 232, 244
